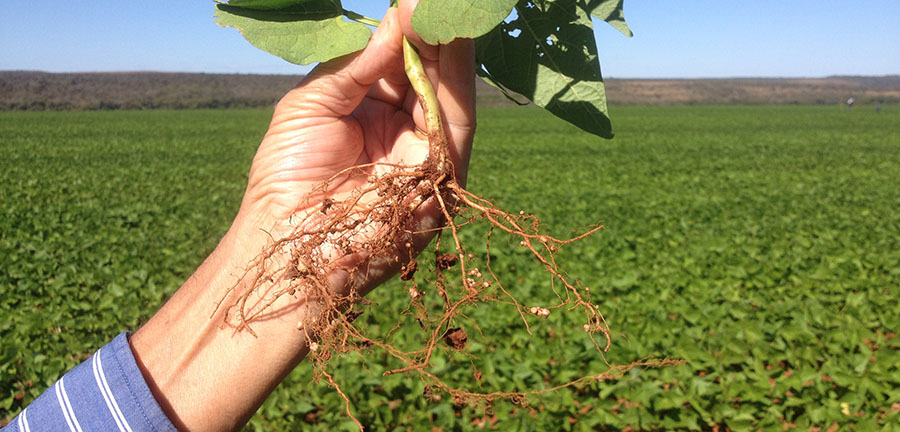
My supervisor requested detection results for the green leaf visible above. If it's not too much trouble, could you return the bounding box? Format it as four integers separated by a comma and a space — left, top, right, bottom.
224, 0, 318, 10
475, 0, 613, 138
476, 67, 529, 105
214, 1, 371, 66
411, 0, 518, 44
586, 0, 632, 37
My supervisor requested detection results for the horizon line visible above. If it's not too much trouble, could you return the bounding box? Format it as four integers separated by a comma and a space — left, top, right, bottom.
2, 69, 899, 81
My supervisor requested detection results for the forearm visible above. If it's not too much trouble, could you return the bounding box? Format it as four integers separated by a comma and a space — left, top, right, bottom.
129, 209, 312, 432
125, 5, 476, 429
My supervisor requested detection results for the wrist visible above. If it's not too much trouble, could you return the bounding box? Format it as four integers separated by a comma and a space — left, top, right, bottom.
129, 205, 315, 432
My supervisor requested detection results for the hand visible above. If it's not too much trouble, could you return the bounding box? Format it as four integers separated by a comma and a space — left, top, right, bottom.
241, 2, 475, 222
130, 3, 476, 431
234, 0, 476, 299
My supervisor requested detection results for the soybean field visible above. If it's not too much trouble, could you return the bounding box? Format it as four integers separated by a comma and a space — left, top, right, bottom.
2, 106, 899, 430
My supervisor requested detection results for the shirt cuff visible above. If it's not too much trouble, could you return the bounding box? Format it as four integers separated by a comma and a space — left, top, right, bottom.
3, 332, 178, 432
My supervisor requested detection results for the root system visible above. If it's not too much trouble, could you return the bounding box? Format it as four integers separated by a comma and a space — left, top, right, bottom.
213, 36, 677, 429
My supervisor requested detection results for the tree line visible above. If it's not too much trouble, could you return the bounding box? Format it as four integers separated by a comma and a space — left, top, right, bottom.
2, 71, 898, 111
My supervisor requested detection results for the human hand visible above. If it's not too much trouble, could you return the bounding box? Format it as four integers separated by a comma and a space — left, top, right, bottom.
228, 0, 476, 301
130, 4, 475, 431
240, 1, 475, 222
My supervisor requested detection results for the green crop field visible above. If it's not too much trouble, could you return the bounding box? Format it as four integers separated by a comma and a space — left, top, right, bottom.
2, 106, 899, 430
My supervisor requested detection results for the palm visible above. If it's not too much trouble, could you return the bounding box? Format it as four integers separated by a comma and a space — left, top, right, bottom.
241, 8, 474, 223
245, 88, 427, 220
236, 6, 474, 291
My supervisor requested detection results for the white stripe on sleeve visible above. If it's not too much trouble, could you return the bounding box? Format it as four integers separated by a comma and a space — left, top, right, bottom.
93, 350, 127, 432
21, 407, 31, 432
55, 380, 77, 432
59, 377, 84, 432
96, 348, 134, 432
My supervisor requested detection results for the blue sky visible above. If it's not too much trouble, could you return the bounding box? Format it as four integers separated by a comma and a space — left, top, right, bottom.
1, 1, 898, 78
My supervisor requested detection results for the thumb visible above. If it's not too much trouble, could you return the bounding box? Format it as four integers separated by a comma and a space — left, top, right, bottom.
276, 7, 404, 118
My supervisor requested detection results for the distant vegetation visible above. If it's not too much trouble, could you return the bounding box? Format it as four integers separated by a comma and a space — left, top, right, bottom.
2, 71, 898, 111
0, 71, 302, 111
603, 76, 900, 106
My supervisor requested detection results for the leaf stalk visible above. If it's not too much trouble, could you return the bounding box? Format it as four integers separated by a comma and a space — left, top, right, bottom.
342, 9, 381, 27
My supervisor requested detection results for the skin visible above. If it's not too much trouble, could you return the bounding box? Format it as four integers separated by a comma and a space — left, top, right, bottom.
128, 2, 476, 431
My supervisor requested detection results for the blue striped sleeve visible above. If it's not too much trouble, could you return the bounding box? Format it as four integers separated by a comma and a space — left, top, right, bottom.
2, 333, 177, 432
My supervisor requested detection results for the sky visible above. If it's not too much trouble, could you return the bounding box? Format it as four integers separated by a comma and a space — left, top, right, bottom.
1, 1, 898, 78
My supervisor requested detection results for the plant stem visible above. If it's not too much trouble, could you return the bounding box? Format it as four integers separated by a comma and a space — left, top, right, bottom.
402, 36, 451, 174
342, 9, 381, 27
344, 9, 451, 173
